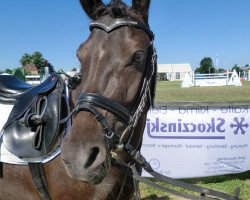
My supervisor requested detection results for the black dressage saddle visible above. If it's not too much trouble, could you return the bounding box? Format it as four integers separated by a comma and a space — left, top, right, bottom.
0, 74, 68, 159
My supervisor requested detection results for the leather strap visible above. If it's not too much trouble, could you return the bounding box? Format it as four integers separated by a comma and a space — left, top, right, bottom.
28, 163, 51, 200
112, 146, 241, 200
77, 93, 132, 123
0, 162, 3, 178
90, 19, 154, 40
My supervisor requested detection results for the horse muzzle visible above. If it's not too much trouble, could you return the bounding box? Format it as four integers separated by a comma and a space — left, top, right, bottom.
61, 134, 112, 184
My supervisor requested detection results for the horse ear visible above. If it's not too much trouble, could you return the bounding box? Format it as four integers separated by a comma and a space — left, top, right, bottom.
132, 0, 151, 22
79, 0, 107, 20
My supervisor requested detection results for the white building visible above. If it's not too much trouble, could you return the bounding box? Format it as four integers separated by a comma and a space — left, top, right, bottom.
158, 63, 192, 81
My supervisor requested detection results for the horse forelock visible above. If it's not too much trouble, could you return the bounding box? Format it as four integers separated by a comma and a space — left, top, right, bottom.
91, 0, 146, 24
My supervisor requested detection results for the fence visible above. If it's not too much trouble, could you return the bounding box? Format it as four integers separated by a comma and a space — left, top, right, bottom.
182, 70, 243, 87
194, 73, 229, 87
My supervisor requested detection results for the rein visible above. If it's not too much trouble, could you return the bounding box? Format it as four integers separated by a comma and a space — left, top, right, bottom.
111, 147, 241, 200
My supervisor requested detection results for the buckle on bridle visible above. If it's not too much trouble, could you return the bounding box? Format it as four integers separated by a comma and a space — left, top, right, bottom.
106, 131, 115, 139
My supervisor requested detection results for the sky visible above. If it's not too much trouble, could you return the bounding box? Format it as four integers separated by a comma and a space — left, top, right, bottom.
0, 0, 249, 72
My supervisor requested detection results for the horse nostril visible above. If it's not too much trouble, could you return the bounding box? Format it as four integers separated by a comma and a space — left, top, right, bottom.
84, 147, 100, 168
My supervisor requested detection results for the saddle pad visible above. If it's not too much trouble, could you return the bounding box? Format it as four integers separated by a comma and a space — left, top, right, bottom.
0, 103, 61, 164
0, 104, 14, 136
0, 140, 60, 165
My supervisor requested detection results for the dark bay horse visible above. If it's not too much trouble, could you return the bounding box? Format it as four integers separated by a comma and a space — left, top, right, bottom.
0, 0, 156, 199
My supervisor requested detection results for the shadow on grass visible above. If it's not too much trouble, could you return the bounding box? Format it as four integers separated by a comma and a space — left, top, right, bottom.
141, 194, 170, 200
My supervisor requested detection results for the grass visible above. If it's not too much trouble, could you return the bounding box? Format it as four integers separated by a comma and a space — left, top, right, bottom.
140, 171, 250, 200
155, 81, 250, 102
140, 81, 250, 200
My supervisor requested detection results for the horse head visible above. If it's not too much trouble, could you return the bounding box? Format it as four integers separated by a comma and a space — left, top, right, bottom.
61, 0, 156, 185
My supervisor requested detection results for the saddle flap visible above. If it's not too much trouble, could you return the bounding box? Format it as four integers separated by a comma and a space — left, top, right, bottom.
2, 75, 68, 159
3, 74, 61, 130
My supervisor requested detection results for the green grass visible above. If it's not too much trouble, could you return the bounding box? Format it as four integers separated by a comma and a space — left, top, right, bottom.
155, 81, 250, 102
140, 171, 250, 199
140, 81, 250, 199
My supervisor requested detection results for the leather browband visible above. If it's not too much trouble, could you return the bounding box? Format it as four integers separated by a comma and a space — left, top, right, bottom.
90, 19, 154, 40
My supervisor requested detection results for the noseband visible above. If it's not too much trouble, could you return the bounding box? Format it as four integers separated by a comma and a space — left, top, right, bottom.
62, 19, 157, 151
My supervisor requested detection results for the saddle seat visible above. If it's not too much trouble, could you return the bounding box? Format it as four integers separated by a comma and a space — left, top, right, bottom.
1, 73, 68, 160
0, 75, 33, 103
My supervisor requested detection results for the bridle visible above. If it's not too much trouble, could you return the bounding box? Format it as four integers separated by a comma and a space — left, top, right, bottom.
62, 18, 157, 152
36, 18, 240, 200
60, 19, 156, 200
60, 19, 241, 200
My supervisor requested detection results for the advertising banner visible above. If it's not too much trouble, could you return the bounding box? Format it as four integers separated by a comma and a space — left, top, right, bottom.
141, 104, 250, 178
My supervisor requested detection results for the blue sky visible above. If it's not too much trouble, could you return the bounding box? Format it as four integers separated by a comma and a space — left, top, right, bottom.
0, 0, 249, 72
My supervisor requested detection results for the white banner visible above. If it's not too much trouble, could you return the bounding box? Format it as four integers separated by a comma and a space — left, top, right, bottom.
141, 104, 250, 178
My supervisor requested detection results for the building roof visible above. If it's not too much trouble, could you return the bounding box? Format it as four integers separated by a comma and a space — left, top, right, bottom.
158, 63, 192, 73
24, 64, 38, 72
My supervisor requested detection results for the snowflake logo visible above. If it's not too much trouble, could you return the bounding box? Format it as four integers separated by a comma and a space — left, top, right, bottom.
230, 117, 249, 135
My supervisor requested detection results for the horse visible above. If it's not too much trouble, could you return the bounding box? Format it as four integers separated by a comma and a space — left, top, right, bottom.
0, 0, 156, 199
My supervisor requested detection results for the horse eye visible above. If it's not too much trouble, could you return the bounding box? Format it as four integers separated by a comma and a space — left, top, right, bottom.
133, 51, 145, 63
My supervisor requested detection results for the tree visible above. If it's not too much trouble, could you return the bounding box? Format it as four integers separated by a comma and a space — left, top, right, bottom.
47, 62, 55, 74
231, 64, 243, 74
20, 51, 53, 75
12, 68, 25, 81
5, 68, 13, 74
31, 51, 46, 73
195, 57, 215, 74
20, 53, 32, 66
217, 68, 226, 73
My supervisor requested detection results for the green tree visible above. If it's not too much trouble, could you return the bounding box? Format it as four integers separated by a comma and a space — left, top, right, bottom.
20, 53, 32, 66
12, 68, 25, 81
31, 51, 46, 74
195, 57, 215, 74
231, 64, 243, 74
20, 51, 53, 75
217, 68, 226, 73
47, 62, 55, 74
5, 68, 12, 74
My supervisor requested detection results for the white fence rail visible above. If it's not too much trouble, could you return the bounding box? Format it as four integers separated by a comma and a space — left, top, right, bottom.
182, 70, 242, 87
